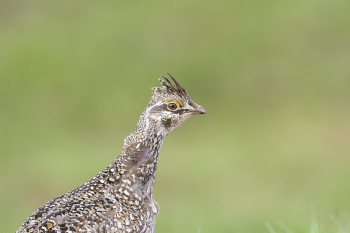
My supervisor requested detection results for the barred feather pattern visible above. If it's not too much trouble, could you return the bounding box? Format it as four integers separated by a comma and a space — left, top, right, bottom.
16, 73, 206, 233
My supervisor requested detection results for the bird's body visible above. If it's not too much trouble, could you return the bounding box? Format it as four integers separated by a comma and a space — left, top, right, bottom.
17, 73, 206, 233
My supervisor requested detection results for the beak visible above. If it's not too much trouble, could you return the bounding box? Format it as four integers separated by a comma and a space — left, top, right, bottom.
193, 105, 207, 115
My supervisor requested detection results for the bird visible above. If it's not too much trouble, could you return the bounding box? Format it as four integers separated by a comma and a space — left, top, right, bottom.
17, 73, 207, 233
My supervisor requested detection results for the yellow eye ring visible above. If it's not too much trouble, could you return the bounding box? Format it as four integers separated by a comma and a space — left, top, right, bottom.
165, 99, 184, 107
167, 102, 178, 110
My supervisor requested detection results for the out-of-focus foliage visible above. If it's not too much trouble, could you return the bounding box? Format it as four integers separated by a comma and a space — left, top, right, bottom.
1, 0, 350, 232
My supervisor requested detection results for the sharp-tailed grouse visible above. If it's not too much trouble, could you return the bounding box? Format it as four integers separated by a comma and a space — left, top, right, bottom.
17, 73, 207, 233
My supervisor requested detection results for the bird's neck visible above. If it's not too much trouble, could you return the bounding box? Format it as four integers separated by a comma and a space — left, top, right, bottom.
121, 124, 165, 171
108, 117, 166, 195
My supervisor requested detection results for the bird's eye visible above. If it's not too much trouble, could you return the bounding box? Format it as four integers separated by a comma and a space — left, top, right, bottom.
167, 102, 178, 110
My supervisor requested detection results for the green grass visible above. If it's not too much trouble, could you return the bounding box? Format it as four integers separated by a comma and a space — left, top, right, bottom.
1, 0, 350, 232
265, 214, 350, 233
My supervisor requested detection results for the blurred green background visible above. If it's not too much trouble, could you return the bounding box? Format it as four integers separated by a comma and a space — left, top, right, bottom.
1, 0, 350, 232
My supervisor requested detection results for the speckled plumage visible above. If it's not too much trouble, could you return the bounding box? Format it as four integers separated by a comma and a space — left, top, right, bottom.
17, 73, 207, 233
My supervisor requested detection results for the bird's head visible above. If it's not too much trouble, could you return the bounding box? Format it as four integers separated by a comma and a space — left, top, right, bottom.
136, 73, 207, 137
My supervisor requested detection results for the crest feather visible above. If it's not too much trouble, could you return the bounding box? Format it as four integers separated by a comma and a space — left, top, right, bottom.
159, 72, 188, 97
154, 72, 196, 107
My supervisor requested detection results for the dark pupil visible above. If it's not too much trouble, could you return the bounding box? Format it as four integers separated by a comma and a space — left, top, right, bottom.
169, 103, 176, 109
